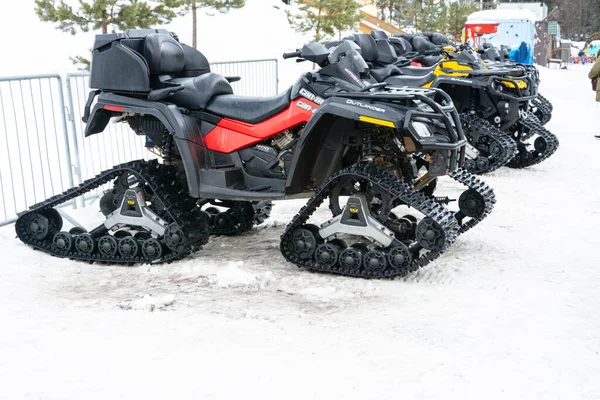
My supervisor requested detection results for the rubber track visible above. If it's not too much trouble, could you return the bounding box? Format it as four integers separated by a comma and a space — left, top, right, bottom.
507, 113, 560, 169
15, 159, 210, 265
448, 168, 496, 235
532, 94, 553, 125
210, 201, 272, 236
460, 113, 517, 174
279, 162, 494, 279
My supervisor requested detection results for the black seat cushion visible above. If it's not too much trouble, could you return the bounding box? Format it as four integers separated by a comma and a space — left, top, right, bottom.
143, 33, 186, 75
397, 64, 438, 76
386, 72, 436, 88
169, 73, 233, 110
205, 88, 292, 124
371, 65, 401, 82
415, 55, 443, 67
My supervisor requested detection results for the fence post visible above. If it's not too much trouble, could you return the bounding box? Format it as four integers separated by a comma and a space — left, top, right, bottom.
56, 75, 78, 209
65, 74, 84, 208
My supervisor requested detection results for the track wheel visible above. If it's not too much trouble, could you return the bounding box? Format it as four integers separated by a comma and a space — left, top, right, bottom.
142, 238, 163, 261
415, 218, 446, 250
534, 136, 548, 153
314, 242, 340, 268
40, 209, 63, 232
52, 232, 73, 252
118, 237, 139, 258
475, 156, 490, 172
164, 223, 185, 251
288, 227, 317, 260
363, 248, 388, 273
458, 189, 486, 218
75, 233, 95, 254
215, 212, 233, 230
25, 213, 50, 240
339, 245, 365, 271
98, 235, 118, 257
387, 243, 413, 272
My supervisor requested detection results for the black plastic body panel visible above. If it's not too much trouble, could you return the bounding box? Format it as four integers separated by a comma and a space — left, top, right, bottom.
89, 41, 151, 92
85, 92, 207, 198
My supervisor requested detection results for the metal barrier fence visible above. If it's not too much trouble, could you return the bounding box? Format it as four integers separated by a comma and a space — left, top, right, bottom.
0, 74, 75, 226
0, 58, 278, 227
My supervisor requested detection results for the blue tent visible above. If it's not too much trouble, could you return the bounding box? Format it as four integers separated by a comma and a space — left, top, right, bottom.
467, 9, 536, 65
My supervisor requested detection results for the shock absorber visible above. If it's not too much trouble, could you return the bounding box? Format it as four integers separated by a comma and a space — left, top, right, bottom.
362, 133, 374, 161
162, 130, 174, 163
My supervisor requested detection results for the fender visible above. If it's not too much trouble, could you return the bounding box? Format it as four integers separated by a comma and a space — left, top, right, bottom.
285, 96, 408, 193
83, 92, 206, 198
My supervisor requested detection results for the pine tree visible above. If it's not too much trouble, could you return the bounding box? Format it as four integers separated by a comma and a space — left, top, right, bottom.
328, 0, 362, 40
446, 0, 477, 39
286, 0, 332, 42
164, 1, 245, 49
34, 0, 180, 34
413, 0, 447, 33
34, 0, 181, 69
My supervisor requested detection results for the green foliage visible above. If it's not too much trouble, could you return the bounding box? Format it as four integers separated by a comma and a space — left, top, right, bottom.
162, 0, 246, 48
167, 0, 245, 14
286, 0, 361, 42
447, 0, 477, 39
34, 0, 180, 34
34, 0, 183, 70
328, 0, 362, 38
69, 54, 91, 71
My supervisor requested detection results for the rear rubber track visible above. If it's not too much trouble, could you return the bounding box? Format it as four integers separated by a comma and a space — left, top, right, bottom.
279, 162, 495, 279
507, 113, 559, 169
460, 113, 517, 174
15, 159, 210, 265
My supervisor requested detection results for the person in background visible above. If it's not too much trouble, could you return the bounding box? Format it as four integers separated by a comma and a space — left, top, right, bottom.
579, 48, 586, 64
588, 49, 600, 139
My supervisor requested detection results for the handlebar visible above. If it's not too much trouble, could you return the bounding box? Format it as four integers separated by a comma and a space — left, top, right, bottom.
283, 50, 302, 59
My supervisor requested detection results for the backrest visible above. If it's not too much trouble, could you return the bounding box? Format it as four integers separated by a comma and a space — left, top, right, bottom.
430, 33, 450, 46
174, 43, 212, 78
375, 40, 398, 64
352, 33, 379, 62
412, 35, 437, 54
143, 33, 186, 75
371, 30, 388, 40
388, 37, 413, 55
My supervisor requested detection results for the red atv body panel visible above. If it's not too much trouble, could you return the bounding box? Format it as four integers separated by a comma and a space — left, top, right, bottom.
203, 98, 319, 153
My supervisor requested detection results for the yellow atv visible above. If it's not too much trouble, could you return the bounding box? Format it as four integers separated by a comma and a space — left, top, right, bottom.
353, 31, 558, 170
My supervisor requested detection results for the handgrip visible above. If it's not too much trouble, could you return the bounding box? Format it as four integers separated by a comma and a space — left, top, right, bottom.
282, 50, 301, 59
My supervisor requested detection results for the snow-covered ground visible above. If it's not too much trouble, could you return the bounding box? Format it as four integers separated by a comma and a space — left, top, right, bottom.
1, 64, 600, 399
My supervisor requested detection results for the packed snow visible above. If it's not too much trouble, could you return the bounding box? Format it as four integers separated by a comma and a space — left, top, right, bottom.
1, 64, 599, 399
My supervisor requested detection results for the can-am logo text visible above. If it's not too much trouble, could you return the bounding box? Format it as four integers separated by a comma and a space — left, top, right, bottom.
299, 88, 324, 105
295, 100, 317, 113
345, 99, 385, 113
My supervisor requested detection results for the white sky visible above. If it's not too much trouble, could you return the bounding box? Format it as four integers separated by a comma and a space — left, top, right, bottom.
0, 0, 312, 88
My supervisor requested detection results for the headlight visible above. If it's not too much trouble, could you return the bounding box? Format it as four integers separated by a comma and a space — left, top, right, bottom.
411, 121, 433, 138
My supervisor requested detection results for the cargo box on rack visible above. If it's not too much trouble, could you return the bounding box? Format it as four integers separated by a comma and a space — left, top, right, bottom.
88, 29, 212, 93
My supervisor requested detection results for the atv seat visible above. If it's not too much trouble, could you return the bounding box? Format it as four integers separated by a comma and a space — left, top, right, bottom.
415, 55, 443, 67
169, 73, 234, 110
386, 72, 435, 88
371, 65, 401, 82
205, 87, 292, 124
397, 64, 438, 76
